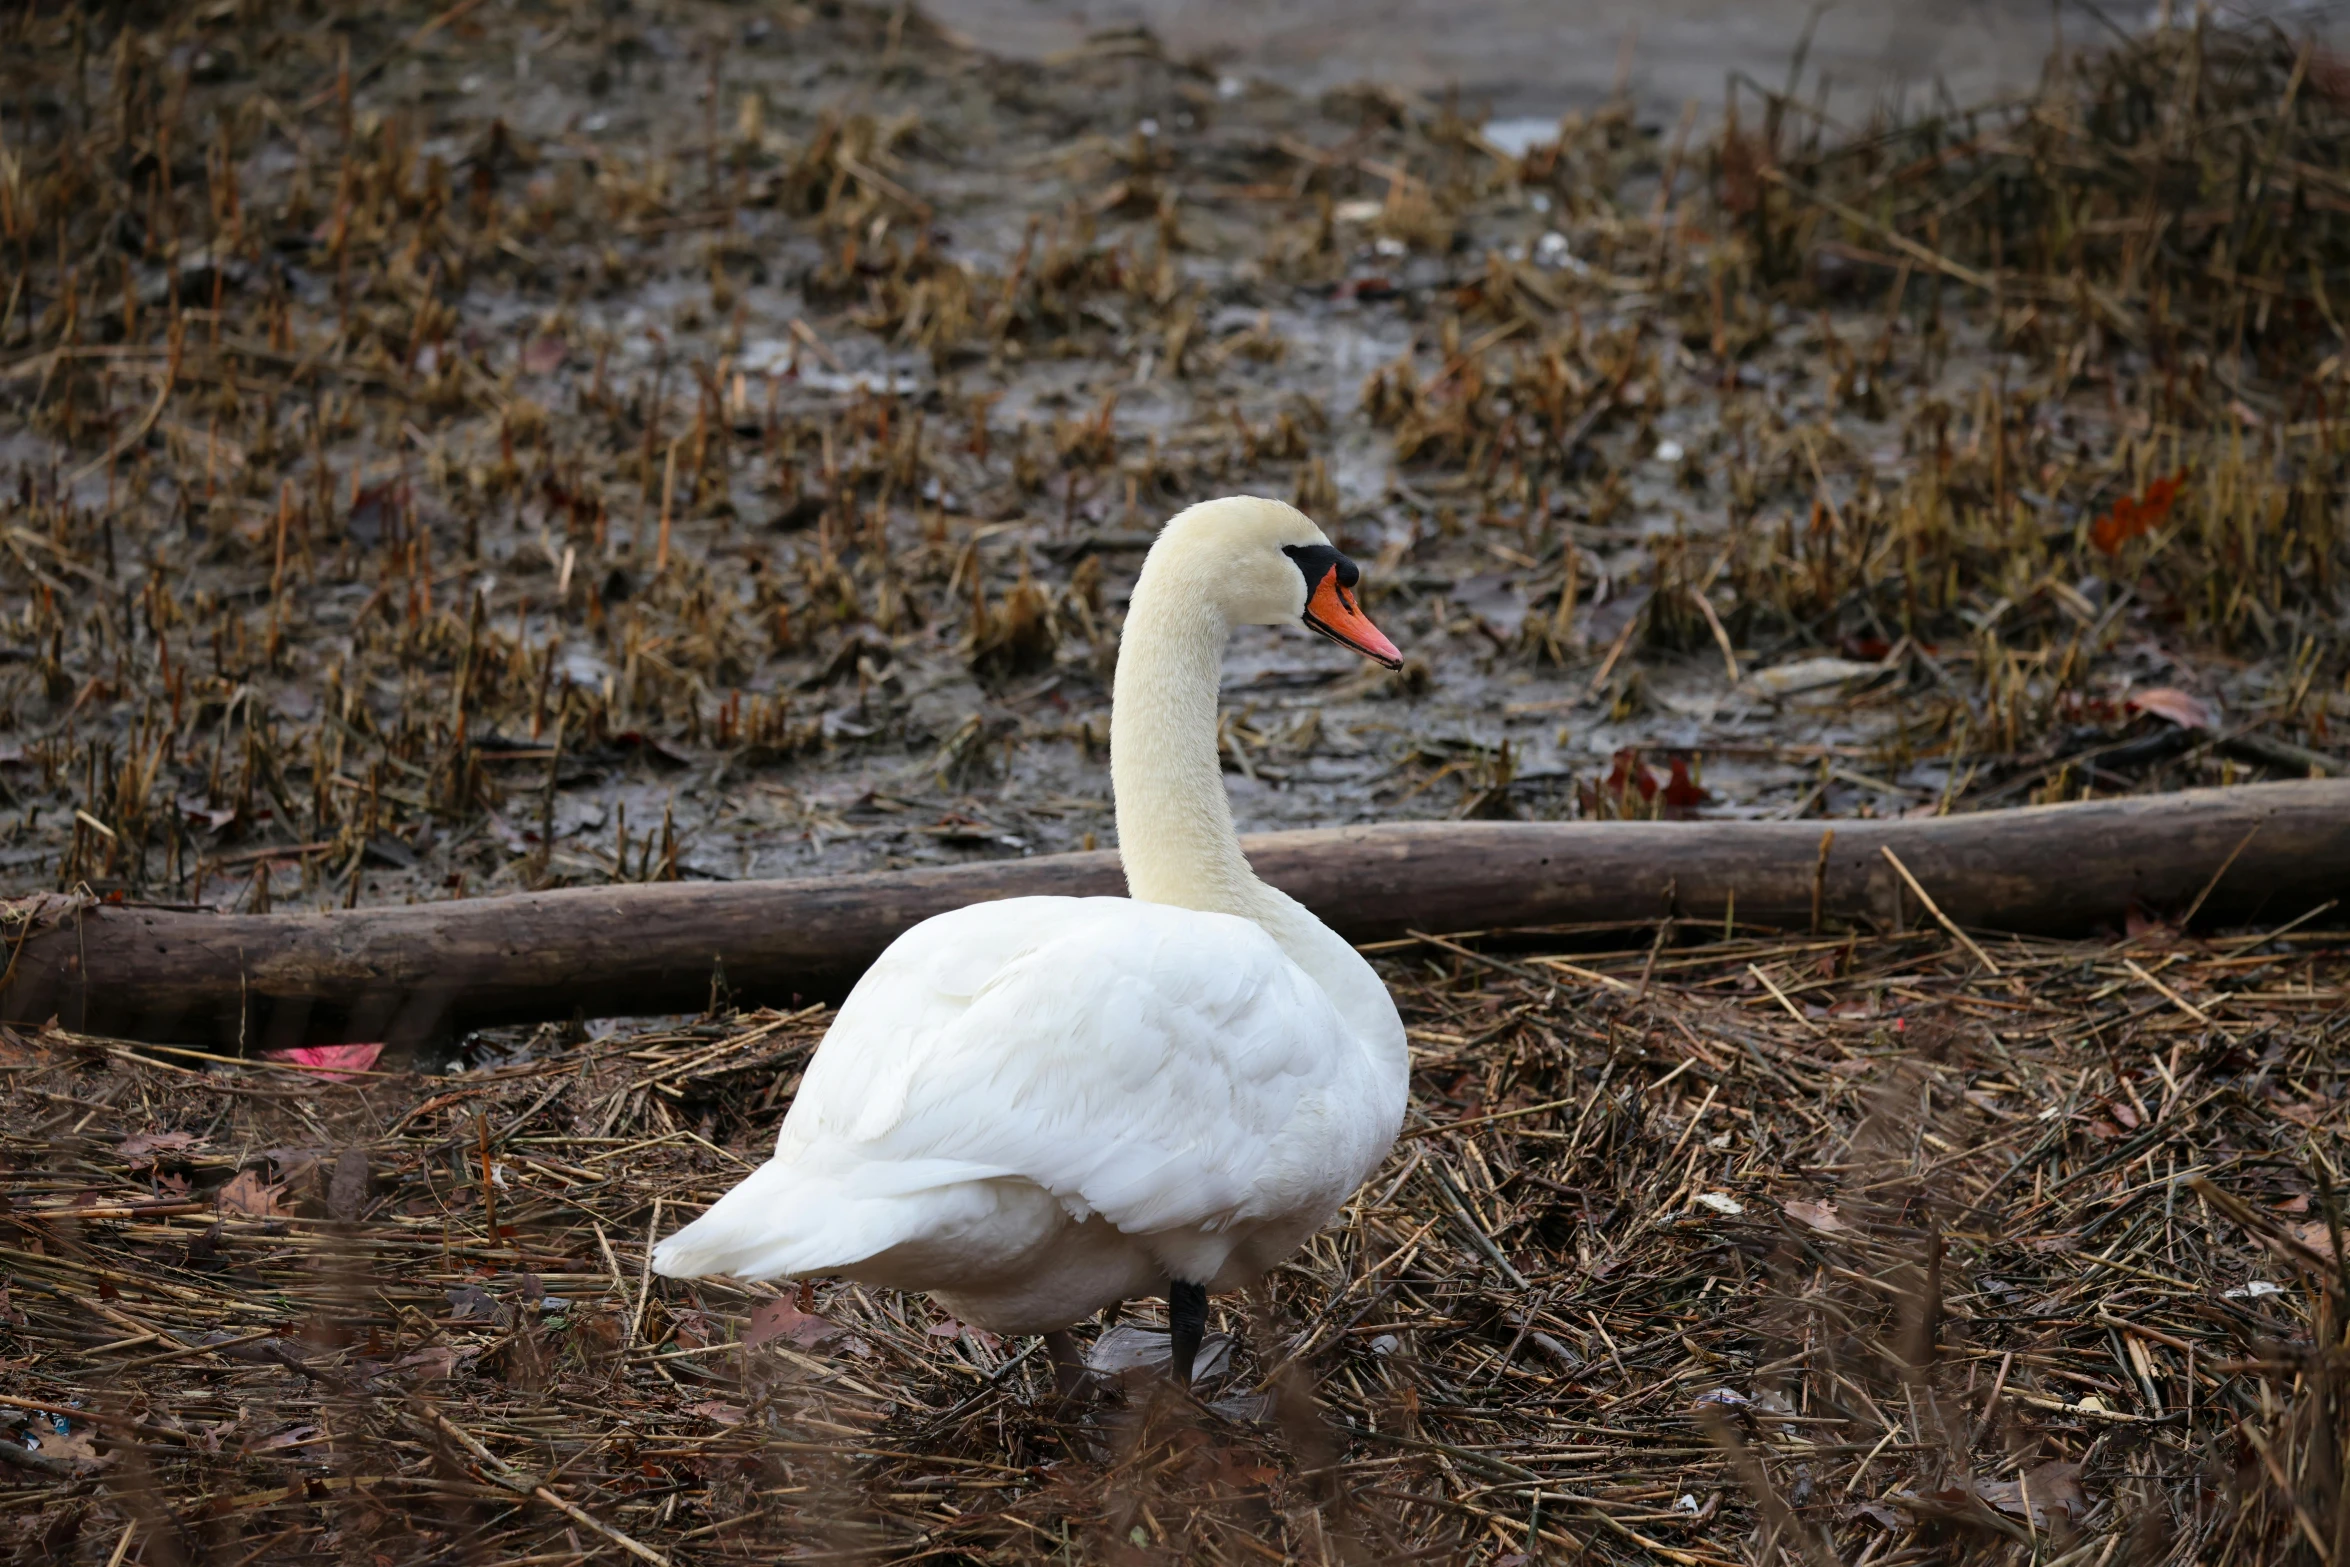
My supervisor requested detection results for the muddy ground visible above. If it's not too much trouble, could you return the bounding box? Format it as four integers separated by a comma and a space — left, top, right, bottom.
928, 0, 2081, 125
1, 0, 2344, 1042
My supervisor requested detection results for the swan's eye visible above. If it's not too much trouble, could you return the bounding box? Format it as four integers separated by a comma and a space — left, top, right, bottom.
1281, 543, 1354, 592
1284, 545, 1401, 669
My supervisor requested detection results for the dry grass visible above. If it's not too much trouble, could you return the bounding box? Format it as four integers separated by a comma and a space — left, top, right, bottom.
2, 914, 2347, 1564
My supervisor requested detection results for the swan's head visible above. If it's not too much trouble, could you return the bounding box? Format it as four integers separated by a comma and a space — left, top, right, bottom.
1149, 495, 1403, 668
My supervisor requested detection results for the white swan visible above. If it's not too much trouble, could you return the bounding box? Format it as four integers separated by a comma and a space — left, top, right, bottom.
651, 495, 1410, 1384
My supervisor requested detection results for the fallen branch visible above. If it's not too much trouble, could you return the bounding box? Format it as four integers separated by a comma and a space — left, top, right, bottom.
2, 781, 2341, 1052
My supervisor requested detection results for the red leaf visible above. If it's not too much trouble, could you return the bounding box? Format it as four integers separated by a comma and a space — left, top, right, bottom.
264, 1043, 385, 1081
1661, 756, 1710, 815
745, 1298, 840, 1351
2091, 469, 2187, 555
1603, 748, 1658, 801
2124, 687, 2215, 731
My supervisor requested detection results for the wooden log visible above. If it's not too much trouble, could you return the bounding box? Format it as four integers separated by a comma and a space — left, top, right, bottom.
3, 780, 2343, 1053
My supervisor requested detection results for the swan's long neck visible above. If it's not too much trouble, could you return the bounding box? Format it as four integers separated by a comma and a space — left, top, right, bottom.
1110, 559, 1263, 916
1108, 508, 1408, 1071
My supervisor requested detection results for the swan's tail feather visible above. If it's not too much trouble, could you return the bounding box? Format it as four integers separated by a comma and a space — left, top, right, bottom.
649, 1156, 1019, 1281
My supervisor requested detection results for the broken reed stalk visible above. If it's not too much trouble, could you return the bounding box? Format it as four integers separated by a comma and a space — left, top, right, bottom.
1879, 845, 2002, 975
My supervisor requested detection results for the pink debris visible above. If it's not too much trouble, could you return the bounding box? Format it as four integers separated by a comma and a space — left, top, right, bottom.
263, 1043, 385, 1080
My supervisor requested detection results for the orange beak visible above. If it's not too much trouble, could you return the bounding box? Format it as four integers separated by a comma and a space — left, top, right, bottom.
1304, 569, 1403, 669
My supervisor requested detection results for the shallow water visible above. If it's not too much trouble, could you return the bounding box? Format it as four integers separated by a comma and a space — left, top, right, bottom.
925, 0, 2342, 122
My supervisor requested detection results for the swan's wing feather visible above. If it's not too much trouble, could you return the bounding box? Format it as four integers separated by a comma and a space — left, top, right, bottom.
783, 897, 1357, 1235
774, 897, 1084, 1152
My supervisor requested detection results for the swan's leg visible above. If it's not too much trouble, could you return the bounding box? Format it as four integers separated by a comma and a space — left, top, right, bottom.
1167, 1280, 1207, 1386
1043, 1329, 1087, 1397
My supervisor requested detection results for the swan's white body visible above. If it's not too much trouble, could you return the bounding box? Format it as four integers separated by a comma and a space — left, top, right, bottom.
651, 497, 1408, 1334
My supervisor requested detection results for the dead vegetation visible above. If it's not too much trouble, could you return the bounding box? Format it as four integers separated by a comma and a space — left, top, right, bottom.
1, 913, 2347, 1564
2, 0, 2346, 915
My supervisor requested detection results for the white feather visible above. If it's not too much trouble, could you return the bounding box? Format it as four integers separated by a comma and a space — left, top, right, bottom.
650, 896, 1403, 1330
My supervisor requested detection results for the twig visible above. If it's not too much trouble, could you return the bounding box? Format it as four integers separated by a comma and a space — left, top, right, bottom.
2122, 958, 2212, 1025
2181, 822, 2262, 925
1879, 846, 2002, 974
417, 1404, 674, 1567
1762, 165, 1996, 290
1748, 962, 1828, 1035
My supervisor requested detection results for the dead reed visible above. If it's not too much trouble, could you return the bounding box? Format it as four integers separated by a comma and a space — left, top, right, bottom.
0, 911, 2345, 1563
2, 0, 2343, 915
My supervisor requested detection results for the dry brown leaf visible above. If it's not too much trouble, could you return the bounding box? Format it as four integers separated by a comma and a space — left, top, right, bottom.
1848, 1501, 1907, 1531
216, 1169, 292, 1219
393, 1346, 465, 1381
1969, 1461, 2092, 1527
40, 1427, 107, 1469
328, 1147, 370, 1221
1783, 1199, 1849, 1233
2290, 1220, 2342, 1262
253, 1424, 320, 1452
117, 1131, 201, 1163
2273, 1097, 2333, 1129
745, 1298, 840, 1351
2125, 686, 2215, 730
